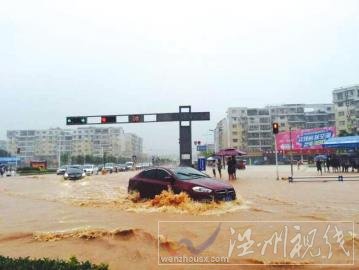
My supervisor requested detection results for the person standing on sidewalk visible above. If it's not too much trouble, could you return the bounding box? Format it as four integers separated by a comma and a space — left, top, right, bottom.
217, 159, 222, 179
316, 160, 323, 176
211, 161, 216, 178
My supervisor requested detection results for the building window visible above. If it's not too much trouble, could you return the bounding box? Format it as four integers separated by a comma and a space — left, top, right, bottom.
338, 111, 345, 117
339, 121, 345, 126
233, 139, 238, 143
232, 124, 237, 128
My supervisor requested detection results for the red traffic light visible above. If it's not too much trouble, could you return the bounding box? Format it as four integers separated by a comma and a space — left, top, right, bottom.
101, 116, 116, 124
129, 114, 144, 123
272, 123, 279, 134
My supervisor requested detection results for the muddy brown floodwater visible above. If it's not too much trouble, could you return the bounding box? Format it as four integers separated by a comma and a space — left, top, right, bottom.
0, 165, 358, 270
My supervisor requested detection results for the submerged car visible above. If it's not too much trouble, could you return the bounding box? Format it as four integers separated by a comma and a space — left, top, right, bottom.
104, 163, 115, 173
125, 161, 134, 170
64, 167, 86, 180
128, 166, 236, 201
83, 164, 98, 175
56, 165, 68, 175
116, 164, 127, 172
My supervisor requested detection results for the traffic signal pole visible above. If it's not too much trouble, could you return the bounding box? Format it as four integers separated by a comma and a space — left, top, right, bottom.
289, 127, 294, 178
66, 106, 210, 166
272, 122, 280, 180
274, 134, 279, 180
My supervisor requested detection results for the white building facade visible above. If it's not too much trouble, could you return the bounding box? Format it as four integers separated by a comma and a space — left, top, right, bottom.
7, 127, 143, 167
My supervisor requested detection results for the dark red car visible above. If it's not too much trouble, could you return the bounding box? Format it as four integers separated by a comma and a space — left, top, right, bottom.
128, 167, 236, 201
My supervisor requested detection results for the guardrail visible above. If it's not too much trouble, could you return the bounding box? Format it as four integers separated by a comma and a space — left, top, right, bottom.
287, 175, 359, 183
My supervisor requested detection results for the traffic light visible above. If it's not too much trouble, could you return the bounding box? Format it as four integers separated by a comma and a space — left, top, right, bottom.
129, 114, 144, 123
272, 123, 279, 134
101, 115, 116, 124
66, 117, 87, 125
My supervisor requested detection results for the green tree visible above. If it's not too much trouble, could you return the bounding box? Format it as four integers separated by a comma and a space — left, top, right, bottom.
199, 150, 215, 158
0, 149, 10, 157
60, 152, 70, 165
338, 130, 352, 137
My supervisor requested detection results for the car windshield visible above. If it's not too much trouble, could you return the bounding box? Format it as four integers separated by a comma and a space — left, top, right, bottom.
171, 167, 208, 180
67, 168, 82, 173
83, 165, 93, 169
69, 165, 82, 169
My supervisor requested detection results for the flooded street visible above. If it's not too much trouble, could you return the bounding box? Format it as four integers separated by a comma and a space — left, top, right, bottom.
0, 165, 358, 269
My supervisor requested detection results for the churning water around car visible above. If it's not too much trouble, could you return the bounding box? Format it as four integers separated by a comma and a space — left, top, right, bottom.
0, 166, 358, 269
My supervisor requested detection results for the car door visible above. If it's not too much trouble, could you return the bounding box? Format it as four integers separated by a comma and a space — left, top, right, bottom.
136, 169, 157, 198
152, 169, 173, 196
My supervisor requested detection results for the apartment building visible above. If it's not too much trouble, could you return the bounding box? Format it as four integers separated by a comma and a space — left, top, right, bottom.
215, 104, 336, 154
7, 127, 143, 166
268, 104, 335, 132
0, 140, 6, 151
333, 85, 359, 135
215, 107, 273, 154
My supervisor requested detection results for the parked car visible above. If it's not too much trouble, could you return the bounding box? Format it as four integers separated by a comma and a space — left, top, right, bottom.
56, 165, 68, 175
64, 167, 86, 180
83, 164, 98, 175
125, 161, 134, 170
128, 166, 236, 201
104, 163, 115, 173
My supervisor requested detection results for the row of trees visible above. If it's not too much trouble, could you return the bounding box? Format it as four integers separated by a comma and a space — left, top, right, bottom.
0, 149, 10, 157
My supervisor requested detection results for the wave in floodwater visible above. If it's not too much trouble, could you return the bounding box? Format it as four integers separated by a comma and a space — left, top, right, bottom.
33, 228, 156, 243
75, 190, 247, 215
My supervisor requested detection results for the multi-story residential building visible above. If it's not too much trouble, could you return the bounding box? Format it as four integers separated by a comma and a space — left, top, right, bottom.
124, 133, 143, 157
333, 85, 359, 135
7, 127, 143, 167
215, 107, 273, 154
0, 140, 7, 151
215, 104, 336, 154
214, 118, 228, 152
268, 104, 334, 132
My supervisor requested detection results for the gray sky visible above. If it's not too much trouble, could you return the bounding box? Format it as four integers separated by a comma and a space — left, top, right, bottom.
1, 0, 358, 154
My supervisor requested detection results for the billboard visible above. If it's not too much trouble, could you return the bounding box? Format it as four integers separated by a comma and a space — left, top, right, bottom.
276, 127, 336, 153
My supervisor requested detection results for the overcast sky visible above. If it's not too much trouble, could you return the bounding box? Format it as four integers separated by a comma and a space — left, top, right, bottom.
0, 0, 358, 154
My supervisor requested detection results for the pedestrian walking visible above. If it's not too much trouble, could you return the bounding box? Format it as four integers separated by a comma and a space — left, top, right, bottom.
232, 156, 237, 180
211, 161, 216, 178
217, 159, 222, 179
227, 156, 236, 180
316, 160, 322, 176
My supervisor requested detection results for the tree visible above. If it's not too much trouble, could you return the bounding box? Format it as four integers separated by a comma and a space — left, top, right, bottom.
338, 130, 352, 137
72, 155, 85, 164
60, 152, 70, 165
0, 149, 10, 157
199, 150, 215, 158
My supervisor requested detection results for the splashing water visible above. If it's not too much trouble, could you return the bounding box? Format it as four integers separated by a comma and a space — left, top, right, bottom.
76, 190, 246, 215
